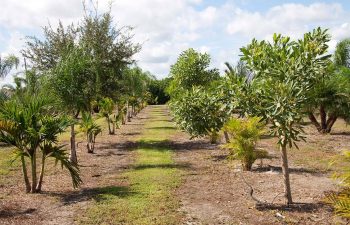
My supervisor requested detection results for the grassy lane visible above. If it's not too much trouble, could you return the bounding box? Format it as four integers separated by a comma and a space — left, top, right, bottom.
78, 105, 182, 225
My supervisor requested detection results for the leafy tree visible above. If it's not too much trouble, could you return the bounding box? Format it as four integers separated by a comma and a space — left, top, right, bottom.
148, 78, 171, 105
0, 96, 82, 193
22, 22, 77, 71
168, 48, 220, 97
50, 46, 95, 164
0, 54, 19, 78
223, 117, 266, 171
170, 87, 228, 143
99, 97, 116, 135
80, 112, 101, 153
240, 28, 331, 204
80, 9, 141, 100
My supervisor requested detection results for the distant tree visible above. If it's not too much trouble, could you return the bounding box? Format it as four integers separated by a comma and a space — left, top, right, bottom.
99, 97, 116, 135
80, 112, 101, 153
168, 48, 220, 97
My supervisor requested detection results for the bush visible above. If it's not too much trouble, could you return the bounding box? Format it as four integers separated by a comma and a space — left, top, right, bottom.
223, 117, 265, 171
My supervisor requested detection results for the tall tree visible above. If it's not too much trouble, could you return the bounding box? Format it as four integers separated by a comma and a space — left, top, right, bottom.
50, 46, 95, 164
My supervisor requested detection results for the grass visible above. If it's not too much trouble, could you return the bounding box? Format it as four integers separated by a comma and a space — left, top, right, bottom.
78, 106, 183, 225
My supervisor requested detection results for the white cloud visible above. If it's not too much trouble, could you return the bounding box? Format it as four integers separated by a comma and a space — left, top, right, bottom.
0, 0, 349, 80
226, 3, 345, 39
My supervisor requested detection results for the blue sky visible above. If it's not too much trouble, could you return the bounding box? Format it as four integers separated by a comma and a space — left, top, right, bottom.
0, 0, 349, 84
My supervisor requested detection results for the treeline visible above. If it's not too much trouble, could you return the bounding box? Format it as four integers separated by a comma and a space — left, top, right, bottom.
0, 6, 167, 193
168, 28, 350, 212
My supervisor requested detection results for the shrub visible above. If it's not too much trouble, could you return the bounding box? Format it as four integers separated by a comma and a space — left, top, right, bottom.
223, 117, 265, 171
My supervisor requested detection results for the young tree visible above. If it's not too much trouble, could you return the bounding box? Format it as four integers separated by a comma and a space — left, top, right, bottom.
0, 96, 81, 193
170, 87, 229, 143
80, 112, 101, 153
240, 28, 331, 204
99, 97, 116, 135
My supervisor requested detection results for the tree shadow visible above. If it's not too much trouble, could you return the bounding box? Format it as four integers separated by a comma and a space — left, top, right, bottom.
331, 131, 350, 136
0, 208, 36, 218
256, 202, 331, 213
252, 165, 320, 175
133, 162, 191, 170
146, 126, 176, 130
120, 132, 141, 136
44, 185, 135, 206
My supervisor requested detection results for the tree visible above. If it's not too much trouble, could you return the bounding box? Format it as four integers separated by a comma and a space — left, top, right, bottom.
223, 117, 266, 171
80, 112, 101, 153
240, 28, 331, 204
0, 54, 19, 78
80, 8, 141, 101
99, 97, 116, 135
50, 46, 95, 164
307, 38, 350, 133
170, 87, 229, 143
0, 96, 82, 193
168, 48, 220, 97
148, 78, 171, 105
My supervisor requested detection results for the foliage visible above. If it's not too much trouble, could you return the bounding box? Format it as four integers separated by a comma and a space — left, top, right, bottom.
0, 96, 82, 192
327, 150, 350, 218
240, 27, 330, 149
223, 117, 266, 171
170, 87, 228, 141
240, 27, 331, 204
99, 97, 116, 135
168, 48, 220, 97
0, 54, 19, 78
80, 112, 102, 153
80, 9, 141, 100
306, 38, 350, 133
148, 78, 171, 105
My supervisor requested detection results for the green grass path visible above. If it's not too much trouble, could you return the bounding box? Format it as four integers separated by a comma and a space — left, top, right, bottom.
79, 105, 182, 225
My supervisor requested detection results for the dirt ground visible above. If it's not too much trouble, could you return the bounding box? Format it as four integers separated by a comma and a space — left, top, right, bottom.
0, 109, 147, 225
0, 106, 348, 224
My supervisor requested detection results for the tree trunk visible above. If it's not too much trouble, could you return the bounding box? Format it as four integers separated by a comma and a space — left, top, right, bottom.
280, 142, 293, 205
21, 155, 31, 193
107, 117, 112, 134
70, 124, 78, 165
87, 134, 93, 153
223, 131, 230, 143
326, 114, 338, 133
320, 105, 327, 131
30, 151, 37, 193
127, 101, 131, 122
36, 154, 45, 192
308, 112, 322, 132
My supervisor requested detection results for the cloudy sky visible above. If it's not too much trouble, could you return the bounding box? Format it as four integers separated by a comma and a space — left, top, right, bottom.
0, 0, 349, 83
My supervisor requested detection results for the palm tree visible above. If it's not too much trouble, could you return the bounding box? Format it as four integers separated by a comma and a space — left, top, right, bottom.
0, 96, 82, 193
307, 38, 350, 133
0, 55, 19, 78
99, 97, 116, 135
80, 112, 101, 153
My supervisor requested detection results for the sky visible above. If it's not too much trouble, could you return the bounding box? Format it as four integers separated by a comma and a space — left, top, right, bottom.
0, 0, 349, 84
